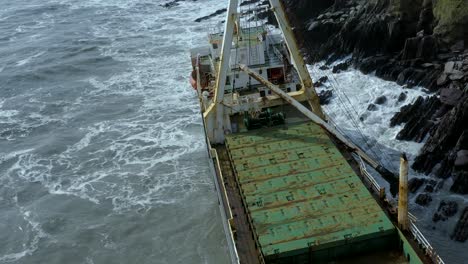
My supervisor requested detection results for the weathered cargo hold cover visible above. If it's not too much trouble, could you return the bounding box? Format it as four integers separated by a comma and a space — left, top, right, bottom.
225, 122, 395, 260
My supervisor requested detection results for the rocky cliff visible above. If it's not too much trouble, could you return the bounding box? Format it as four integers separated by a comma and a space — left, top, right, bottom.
282, 0, 468, 242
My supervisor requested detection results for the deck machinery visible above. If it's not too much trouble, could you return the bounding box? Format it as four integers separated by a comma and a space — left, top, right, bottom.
189, 0, 445, 263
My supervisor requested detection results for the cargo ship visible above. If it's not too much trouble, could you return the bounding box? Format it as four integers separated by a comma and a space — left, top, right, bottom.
189, 1, 446, 263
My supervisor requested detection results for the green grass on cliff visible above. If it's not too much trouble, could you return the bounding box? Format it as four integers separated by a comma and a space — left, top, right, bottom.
433, 0, 468, 42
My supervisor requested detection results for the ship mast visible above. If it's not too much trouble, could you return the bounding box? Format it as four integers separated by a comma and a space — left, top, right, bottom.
203, 0, 238, 143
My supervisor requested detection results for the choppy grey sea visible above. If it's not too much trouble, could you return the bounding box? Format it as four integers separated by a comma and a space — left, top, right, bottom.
0, 0, 465, 263
0, 0, 229, 263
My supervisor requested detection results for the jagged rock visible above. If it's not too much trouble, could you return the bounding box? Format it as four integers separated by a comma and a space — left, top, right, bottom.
374, 96, 387, 105
418, 35, 438, 60
319, 65, 329, 70
398, 92, 407, 102
437, 53, 455, 61
283, 0, 333, 24
433, 151, 458, 179
194, 8, 227, 22
451, 171, 468, 194
424, 180, 437, 193
255, 5, 277, 25
416, 30, 424, 38
444, 61, 463, 74
449, 73, 464, 81
455, 128, 468, 149
417, 0, 434, 34
440, 87, 463, 106
373, 62, 405, 82
451, 40, 465, 52
358, 56, 392, 75
332, 61, 350, 73
400, 35, 438, 61
422, 63, 434, 68
437, 180, 445, 190
415, 193, 432, 206
455, 150, 468, 168
396, 68, 413, 85
457, 132, 468, 151
308, 21, 320, 31
395, 67, 429, 87
445, 61, 455, 72
390, 96, 441, 142
408, 178, 426, 193
359, 113, 369, 121
437, 73, 448, 86
450, 81, 465, 90
401, 37, 420, 61
395, 67, 428, 87
314, 76, 329, 87
451, 207, 468, 242
424, 184, 434, 193
239, 0, 262, 7
433, 200, 459, 222
318, 90, 333, 105
367, 104, 377, 111
413, 95, 468, 175
330, 11, 344, 19
160, 0, 184, 8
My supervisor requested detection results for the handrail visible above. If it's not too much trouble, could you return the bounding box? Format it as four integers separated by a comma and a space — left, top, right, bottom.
410, 222, 446, 264
356, 155, 445, 264
357, 155, 383, 194
409, 212, 418, 222
212, 149, 233, 220
201, 113, 240, 264
211, 147, 240, 264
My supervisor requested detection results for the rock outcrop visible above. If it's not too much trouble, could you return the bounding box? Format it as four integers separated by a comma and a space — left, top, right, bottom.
282, 2, 468, 176
390, 96, 442, 142
408, 177, 426, 193
452, 207, 468, 242
412, 95, 468, 180
433, 200, 459, 222
415, 193, 433, 206
318, 90, 333, 105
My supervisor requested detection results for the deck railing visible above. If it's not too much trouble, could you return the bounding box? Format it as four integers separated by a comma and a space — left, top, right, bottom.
210, 145, 240, 264
357, 156, 384, 196
356, 156, 445, 264
201, 114, 240, 264
409, 222, 446, 264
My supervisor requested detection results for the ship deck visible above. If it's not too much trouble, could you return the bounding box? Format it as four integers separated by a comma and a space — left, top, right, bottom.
222, 121, 399, 262
217, 147, 262, 264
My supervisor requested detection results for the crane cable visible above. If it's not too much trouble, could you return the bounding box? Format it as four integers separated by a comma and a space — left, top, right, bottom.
310, 65, 398, 172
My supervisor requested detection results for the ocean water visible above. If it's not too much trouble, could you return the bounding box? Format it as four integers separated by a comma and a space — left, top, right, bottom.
0, 0, 465, 263
0, 0, 229, 263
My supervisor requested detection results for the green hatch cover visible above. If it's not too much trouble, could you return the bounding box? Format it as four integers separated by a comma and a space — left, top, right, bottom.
225, 122, 395, 259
